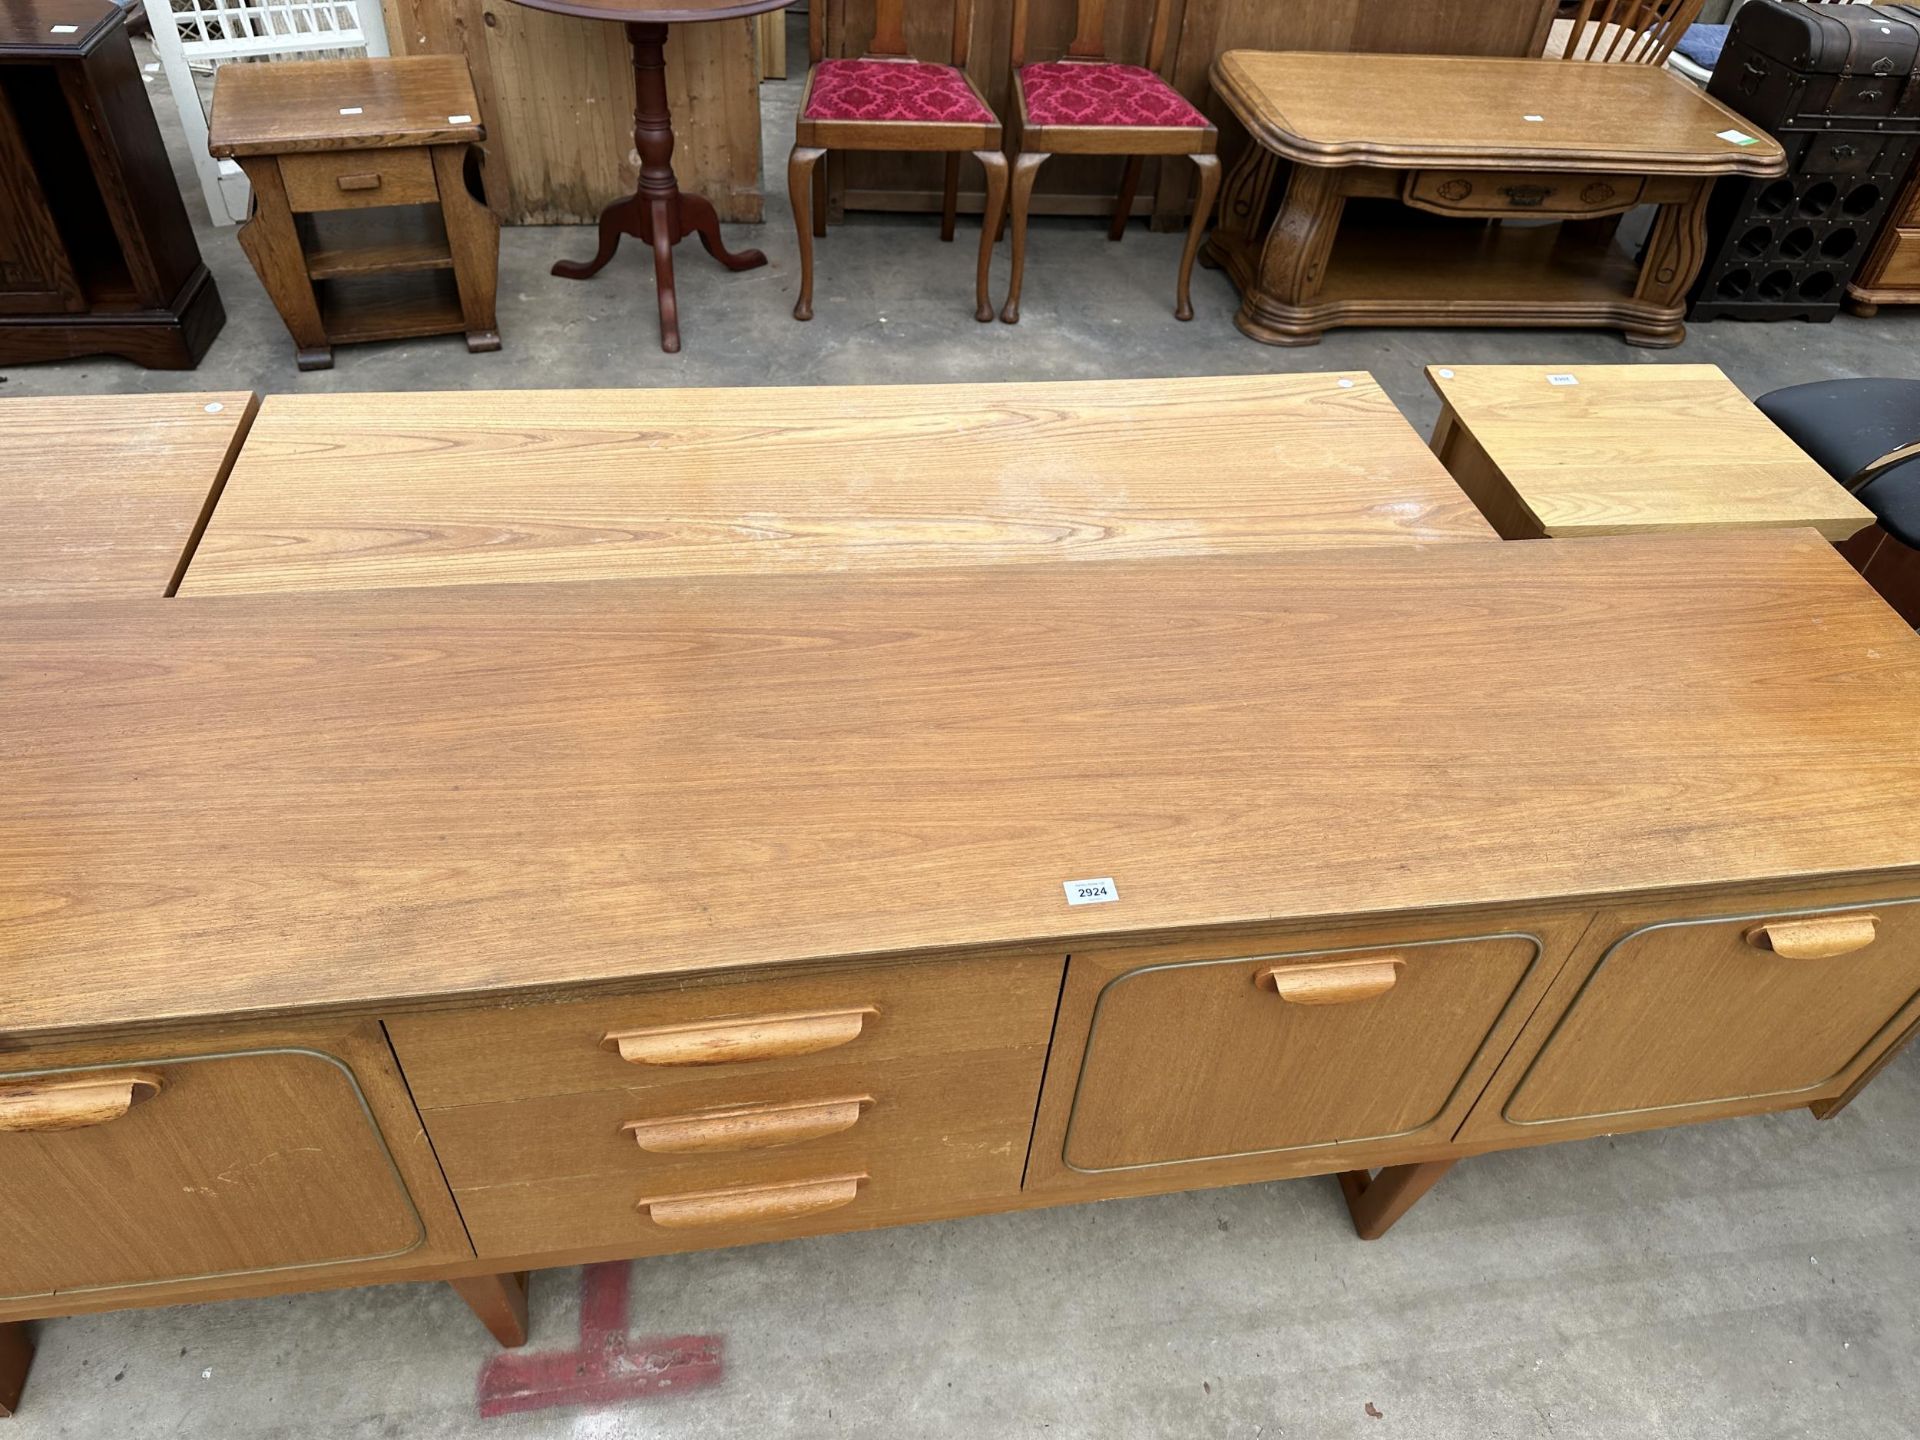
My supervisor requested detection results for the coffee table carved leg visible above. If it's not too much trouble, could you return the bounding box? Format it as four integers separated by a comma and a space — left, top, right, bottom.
999, 150, 1050, 324
1202, 146, 1276, 270
1238, 161, 1345, 345
1338, 1160, 1455, 1240
0, 1322, 32, 1418
1626, 179, 1709, 349
551, 21, 765, 352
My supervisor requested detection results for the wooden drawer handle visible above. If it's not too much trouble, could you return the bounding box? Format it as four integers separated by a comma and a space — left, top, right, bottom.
1256, 958, 1403, 1005
623, 1096, 870, 1154
1747, 915, 1878, 960
638, 1174, 865, 1230
335, 172, 383, 192
603, 1007, 876, 1067
0, 1072, 162, 1133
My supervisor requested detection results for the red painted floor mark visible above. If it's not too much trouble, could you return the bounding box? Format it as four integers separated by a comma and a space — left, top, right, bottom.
478, 1262, 724, 1420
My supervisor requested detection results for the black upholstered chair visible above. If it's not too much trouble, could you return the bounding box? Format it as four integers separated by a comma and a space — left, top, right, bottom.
1757, 378, 1920, 624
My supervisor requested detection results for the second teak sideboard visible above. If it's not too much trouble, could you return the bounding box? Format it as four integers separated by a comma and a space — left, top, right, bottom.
3, 386, 1920, 1419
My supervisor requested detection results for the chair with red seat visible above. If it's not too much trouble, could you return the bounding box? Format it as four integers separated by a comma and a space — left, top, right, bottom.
788, 0, 1009, 322
1000, 0, 1219, 323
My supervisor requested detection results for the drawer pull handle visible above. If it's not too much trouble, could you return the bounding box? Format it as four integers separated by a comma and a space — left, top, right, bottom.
1256, 958, 1403, 1005
1746, 915, 1878, 960
603, 1007, 876, 1067
336, 172, 383, 192
623, 1096, 870, 1154
638, 1174, 865, 1230
0, 1073, 162, 1133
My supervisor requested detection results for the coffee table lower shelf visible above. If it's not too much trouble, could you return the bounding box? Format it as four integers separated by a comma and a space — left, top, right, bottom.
1209, 202, 1686, 349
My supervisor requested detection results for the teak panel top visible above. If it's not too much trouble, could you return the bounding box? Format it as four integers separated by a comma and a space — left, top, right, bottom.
207, 57, 484, 157
1210, 52, 1788, 175
8, 533, 1920, 1039
179, 376, 1495, 595
0, 0, 120, 55
0, 392, 257, 604
1428, 364, 1875, 543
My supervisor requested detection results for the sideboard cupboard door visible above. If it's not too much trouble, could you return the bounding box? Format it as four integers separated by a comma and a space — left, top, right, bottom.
1467, 895, 1920, 1139
1026, 916, 1588, 1193
0, 1022, 459, 1301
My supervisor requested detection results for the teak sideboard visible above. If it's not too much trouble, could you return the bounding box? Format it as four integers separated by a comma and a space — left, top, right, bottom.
5, 386, 1920, 1418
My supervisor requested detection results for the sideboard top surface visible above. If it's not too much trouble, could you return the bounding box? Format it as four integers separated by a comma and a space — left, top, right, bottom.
179, 375, 1496, 595
0, 392, 256, 605
6, 531, 1920, 1039
1211, 52, 1788, 176
0, 0, 120, 57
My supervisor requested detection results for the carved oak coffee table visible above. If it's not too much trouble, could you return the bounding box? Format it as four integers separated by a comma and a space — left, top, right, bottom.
1204, 52, 1787, 347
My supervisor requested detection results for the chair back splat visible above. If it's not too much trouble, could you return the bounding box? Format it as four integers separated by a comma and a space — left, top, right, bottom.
810, 0, 975, 67
1011, 0, 1179, 69
1558, 0, 1709, 66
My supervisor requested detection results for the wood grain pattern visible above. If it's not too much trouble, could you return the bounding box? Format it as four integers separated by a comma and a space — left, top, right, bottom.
207, 57, 485, 158
0, 391, 257, 604
0, 1018, 470, 1299
180, 376, 1493, 595
1426, 364, 1875, 542
1210, 52, 1787, 176
12, 533, 1920, 1042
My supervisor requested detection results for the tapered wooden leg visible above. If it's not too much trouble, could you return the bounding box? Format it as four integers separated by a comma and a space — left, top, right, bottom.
450, 1271, 531, 1348
1109, 155, 1144, 241
1337, 1161, 1455, 1240
0, 1323, 33, 1418
812, 154, 828, 237
974, 149, 1009, 324
233, 157, 331, 370
941, 152, 961, 242
1177, 152, 1221, 321
789, 144, 826, 321
432, 145, 502, 354
999, 150, 1049, 324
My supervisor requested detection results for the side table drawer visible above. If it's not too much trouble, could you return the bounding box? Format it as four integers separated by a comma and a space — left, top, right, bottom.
279, 147, 439, 213
1403, 170, 1643, 219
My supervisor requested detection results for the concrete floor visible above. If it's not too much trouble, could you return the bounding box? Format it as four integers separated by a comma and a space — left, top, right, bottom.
8, 31, 1920, 1440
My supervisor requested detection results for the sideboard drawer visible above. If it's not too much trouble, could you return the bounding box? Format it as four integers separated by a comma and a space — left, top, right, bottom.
0, 1024, 450, 1299
1037, 928, 1552, 1179
1403, 170, 1643, 218
278, 148, 439, 213
1482, 897, 1920, 1132
387, 952, 1063, 1109
432, 1033, 1051, 1256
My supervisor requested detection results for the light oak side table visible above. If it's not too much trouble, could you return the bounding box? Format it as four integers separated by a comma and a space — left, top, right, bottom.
209, 56, 500, 371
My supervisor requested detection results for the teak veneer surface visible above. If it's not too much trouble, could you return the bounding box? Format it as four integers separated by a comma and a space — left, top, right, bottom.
8, 532, 1920, 1040
206, 57, 485, 158
179, 376, 1493, 595
1211, 52, 1787, 175
1428, 364, 1873, 542
0, 392, 257, 603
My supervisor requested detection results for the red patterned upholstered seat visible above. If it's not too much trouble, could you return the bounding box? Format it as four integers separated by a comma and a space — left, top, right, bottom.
803, 59, 996, 125
1018, 61, 1208, 128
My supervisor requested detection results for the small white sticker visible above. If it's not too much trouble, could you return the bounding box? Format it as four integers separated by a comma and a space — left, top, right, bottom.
1547, 373, 1579, 386
340, 106, 364, 116
448, 113, 473, 124
1523, 114, 1544, 122
1064, 877, 1118, 906
51, 23, 78, 32
203, 401, 224, 414
1337, 377, 1354, 388
1436, 367, 1455, 379
1717, 128, 1758, 146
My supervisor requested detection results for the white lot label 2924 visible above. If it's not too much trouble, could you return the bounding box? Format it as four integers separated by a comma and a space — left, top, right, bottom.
1064, 877, 1118, 906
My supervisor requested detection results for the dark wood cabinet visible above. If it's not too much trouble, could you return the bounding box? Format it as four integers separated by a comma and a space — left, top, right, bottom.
0, 0, 222, 368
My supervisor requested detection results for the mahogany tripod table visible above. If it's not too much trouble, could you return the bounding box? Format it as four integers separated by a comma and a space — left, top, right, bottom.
510, 0, 794, 353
